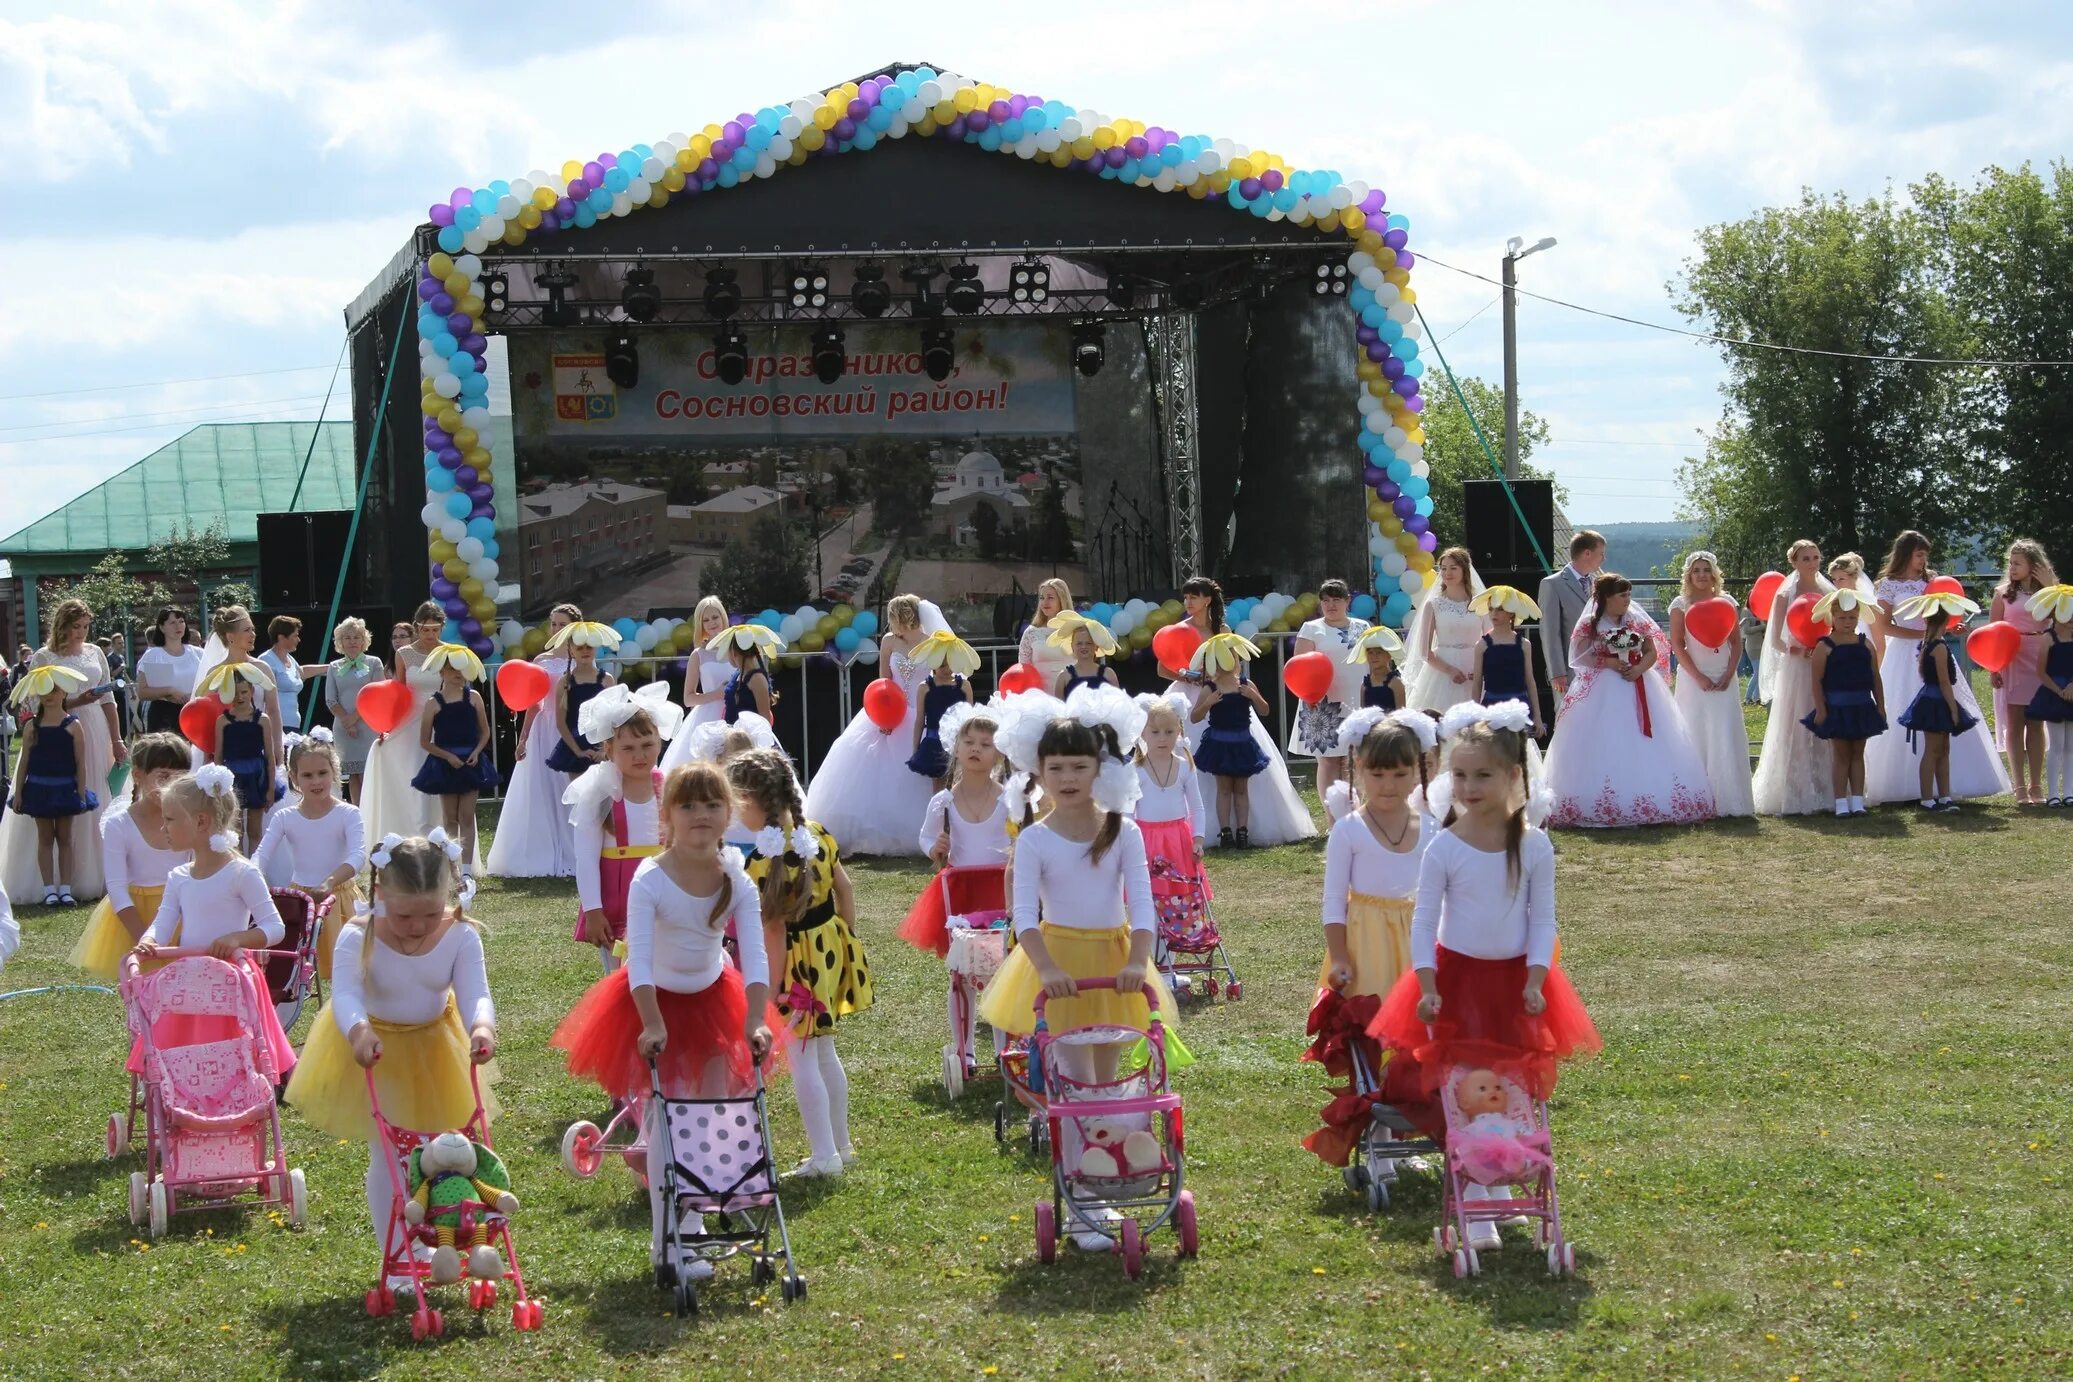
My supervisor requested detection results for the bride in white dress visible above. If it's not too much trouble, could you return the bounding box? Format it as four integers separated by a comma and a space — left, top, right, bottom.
802, 594, 941, 856
1407, 548, 1491, 713
485, 603, 580, 878
1015, 577, 1079, 690
1161, 576, 1316, 846
1545, 574, 1716, 827
358, 606, 445, 845
1752, 541, 1838, 816
661, 596, 735, 774
1667, 551, 1755, 817
1863, 533, 2009, 804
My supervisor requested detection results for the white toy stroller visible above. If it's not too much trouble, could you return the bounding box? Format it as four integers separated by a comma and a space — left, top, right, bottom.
938, 865, 1010, 1099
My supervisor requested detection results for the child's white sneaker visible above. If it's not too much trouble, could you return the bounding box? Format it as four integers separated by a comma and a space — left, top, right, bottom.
784, 1155, 845, 1179
837, 1142, 857, 1167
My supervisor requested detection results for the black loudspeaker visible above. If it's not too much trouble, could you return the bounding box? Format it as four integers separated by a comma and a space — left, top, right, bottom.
256, 511, 361, 608
1462, 479, 1555, 585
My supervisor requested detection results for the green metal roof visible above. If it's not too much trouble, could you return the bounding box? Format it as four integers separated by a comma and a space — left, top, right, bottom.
0, 421, 356, 558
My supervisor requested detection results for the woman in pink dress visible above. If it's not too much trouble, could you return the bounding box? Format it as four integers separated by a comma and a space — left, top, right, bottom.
1990, 539, 2058, 804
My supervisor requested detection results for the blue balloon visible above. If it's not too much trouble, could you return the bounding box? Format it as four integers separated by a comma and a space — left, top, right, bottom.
465, 516, 496, 540
471, 188, 498, 214
480, 538, 500, 560
1379, 319, 1405, 343
442, 620, 463, 644
1349, 284, 1375, 312
1387, 458, 1411, 482
436, 225, 465, 253
587, 186, 613, 212
573, 204, 597, 227
851, 611, 879, 637
454, 205, 481, 231
613, 617, 641, 639
1414, 496, 1434, 518
716, 164, 740, 189
427, 468, 457, 493
442, 492, 471, 518
603, 166, 629, 194
1360, 304, 1387, 329
1349, 593, 1378, 620
854, 127, 880, 151
1406, 359, 1426, 378
1161, 143, 1183, 167
834, 627, 860, 654
755, 608, 782, 629
1404, 476, 1430, 499
1396, 339, 1420, 361
488, 179, 511, 196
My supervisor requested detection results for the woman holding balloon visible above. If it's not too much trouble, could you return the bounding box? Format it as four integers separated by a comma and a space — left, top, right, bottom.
1667, 552, 1754, 817
485, 603, 583, 878
1752, 541, 1837, 817
802, 594, 940, 856
1989, 539, 2058, 804
357, 602, 448, 845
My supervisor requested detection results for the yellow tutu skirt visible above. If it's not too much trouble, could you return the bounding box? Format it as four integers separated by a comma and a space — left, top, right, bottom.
979, 923, 1179, 1037
1320, 892, 1413, 1000
309, 880, 358, 982
69, 885, 162, 980
284, 998, 501, 1141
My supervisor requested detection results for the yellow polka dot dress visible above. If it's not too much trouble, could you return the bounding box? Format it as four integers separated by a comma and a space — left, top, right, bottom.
748, 822, 873, 1040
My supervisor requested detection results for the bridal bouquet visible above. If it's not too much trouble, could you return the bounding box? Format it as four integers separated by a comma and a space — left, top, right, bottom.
1602, 626, 1645, 668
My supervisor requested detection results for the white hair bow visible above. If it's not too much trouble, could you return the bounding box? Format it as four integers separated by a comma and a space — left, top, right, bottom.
1064, 683, 1148, 757
934, 699, 1001, 753
1385, 708, 1439, 753
577, 679, 686, 745
194, 764, 236, 798
425, 827, 464, 863
304, 726, 334, 744
369, 833, 405, 870
1336, 706, 1389, 756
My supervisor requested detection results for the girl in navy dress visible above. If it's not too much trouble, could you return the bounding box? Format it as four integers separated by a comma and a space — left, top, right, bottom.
11, 665, 97, 906
1188, 632, 1273, 848
1891, 591, 1982, 812
907, 631, 978, 789
212, 675, 276, 850
705, 622, 783, 725
2021, 584, 2073, 804
1049, 614, 1120, 699
546, 620, 621, 780
409, 644, 497, 876
1468, 586, 1545, 737
1800, 590, 1887, 817
1349, 626, 1405, 711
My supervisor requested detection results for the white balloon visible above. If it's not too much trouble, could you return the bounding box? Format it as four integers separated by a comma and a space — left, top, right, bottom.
1197, 149, 1222, 174
1235, 620, 1259, 639
1375, 282, 1401, 304
779, 616, 805, 642
1410, 460, 1431, 481
1356, 393, 1380, 416
754, 154, 777, 178
609, 194, 631, 216
650, 144, 676, 165
497, 194, 520, 219
1346, 251, 1373, 274
918, 81, 943, 103
461, 229, 489, 253
794, 605, 818, 622
439, 518, 467, 543
470, 558, 499, 583
1036, 128, 1062, 153
456, 536, 485, 562
1382, 552, 1409, 577
1388, 302, 1416, 323
432, 373, 461, 398
1400, 442, 1424, 464
1401, 317, 1425, 340
855, 638, 880, 665
1328, 185, 1354, 210
641, 157, 664, 181
454, 254, 483, 279
1178, 163, 1200, 186
900, 98, 925, 123
636, 627, 661, 651
479, 215, 505, 238
499, 620, 525, 645
515, 176, 541, 198
627, 178, 651, 202
420, 501, 446, 527
1364, 412, 1388, 436
768, 136, 792, 161
1398, 570, 1423, 594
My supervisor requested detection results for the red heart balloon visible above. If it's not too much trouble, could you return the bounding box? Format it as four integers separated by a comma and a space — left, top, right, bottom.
1747, 571, 1786, 623
1151, 623, 1204, 675
1684, 596, 1740, 650
1965, 619, 2022, 673
996, 662, 1046, 696
1283, 650, 1336, 705
356, 679, 418, 736
861, 677, 906, 732
495, 658, 552, 712
1925, 575, 1965, 598
1785, 591, 1829, 648
178, 694, 227, 745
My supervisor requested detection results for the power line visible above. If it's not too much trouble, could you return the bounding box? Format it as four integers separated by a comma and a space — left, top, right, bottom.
0, 362, 340, 403
0, 391, 335, 436
1417, 253, 2073, 368
1434, 294, 1502, 345
0, 398, 337, 447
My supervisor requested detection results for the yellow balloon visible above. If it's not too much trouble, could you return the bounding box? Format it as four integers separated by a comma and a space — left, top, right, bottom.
451, 427, 478, 451
458, 293, 484, 318
1129, 626, 1153, 650
1367, 498, 1387, 522
799, 631, 826, 652
1395, 531, 1419, 552
521, 628, 547, 656
689, 133, 713, 159
443, 271, 468, 297
1400, 287, 1418, 305
831, 603, 855, 622
532, 186, 556, 210
463, 446, 489, 468
1381, 516, 1404, 537
458, 577, 484, 601
1229, 156, 1253, 179
469, 597, 496, 622
437, 406, 462, 432
953, 87, 978, 113
661, 170, 685, 193
800, 126, 826, 152
560, 160, 582, 183
1420, 567, 1437, 587
443, 558, 469, 582
1342, 208, 1367, 232
427, 252, 454, 279
518, 205, 542, 229
1357, 360, 1382, 382
429, 539, 457, 563
1092, 126, 1116, 150
815, 104, 838, 130
501, 225, 526, 247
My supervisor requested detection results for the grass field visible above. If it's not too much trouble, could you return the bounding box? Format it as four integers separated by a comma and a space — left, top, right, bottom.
2, 702, 2068, 1378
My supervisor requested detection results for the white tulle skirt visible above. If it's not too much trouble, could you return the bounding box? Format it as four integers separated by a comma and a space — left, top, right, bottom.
359, 725, 438, 846
1863, 638, 2009, 804
1752, 653, 1835, 817
0, 707, 114, 900
803, 700, 937, 857
1407, 643, 1479, 714
485, 708, 578, 878
1671, 641, 1755, 818
660, 661, 733, 774
1545, 669, 1716, 828
1164, 680, 1317, 845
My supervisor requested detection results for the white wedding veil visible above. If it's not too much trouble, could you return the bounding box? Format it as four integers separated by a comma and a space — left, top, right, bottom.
1403, 556, 1488, 683
1758, 567, 1837, 705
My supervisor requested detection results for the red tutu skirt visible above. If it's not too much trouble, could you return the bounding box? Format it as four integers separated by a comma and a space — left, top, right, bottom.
1368, 945, 1600, 1139
896, 865, 1006, 958
552, 966, 754, 1100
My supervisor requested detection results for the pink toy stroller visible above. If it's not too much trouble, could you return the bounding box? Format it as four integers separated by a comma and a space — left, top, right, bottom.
938, 865, 1011, 1099
1027, 980, 1197, 1279
363, 1065, 543, 1338
559, 1095, 652, 1190
260, 886, 329, 1031
117, 950, 306, 1239
1432, 1062, 1575, 1279
1148, 857, 1239, 1002
649, 1056, 805, 1316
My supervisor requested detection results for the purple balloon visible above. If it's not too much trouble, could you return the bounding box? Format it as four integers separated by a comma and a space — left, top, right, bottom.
1383, 358, 1406, 381
470, 502, 494, 519
722, 122, 744, 143
444, 311, 471, 335
1365, 341, 1390, 363
442, 599, 468, 621
1405, 394, 1426, 414
1009, 94, 1030, 117
1360, 190, 1386, 215
1393, 377, 1418, 397
430, 578, 457, 600
946, 116, 968, 139
989, 99, 1011, 122
438, 447, 463, 468
582, 161, 605, 187
416, 277, 440, 302
1261, 169, 1283, 192
1362, 464, 1387, 487
449, 187, 472, 210
598, 151, 618, 169
467, 483, 492, 503
430, 292, 454, 315
1383, 228, 1409, 251
469, 635, 495, 657
1124, 136, 1147, 159
459, 618, 483, 639
1405, 514, 1431, 537
454, 465, 478, 487
429, 204, 454, 227
834, 117, 857, 140
1377, 480, 1402, 502
1418, 531, 1438, 552
846, 98, 868, 120
565, 178, 586, 201
425, 428, 452, 449
1104, 146, 1127, 169
968, 110, 992, 134
1397, 250, 1416, 270
540, 211, 562, 233
1393, 495, 1417, 519
1239, 177, 1262, 200
1356, 324, 1379, 346
462, 333, 487, 354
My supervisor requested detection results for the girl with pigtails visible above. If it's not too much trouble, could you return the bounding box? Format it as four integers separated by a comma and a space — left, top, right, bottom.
729, 748, 871, 1179
563, 682, 685, 974
285, 833, 499, 1287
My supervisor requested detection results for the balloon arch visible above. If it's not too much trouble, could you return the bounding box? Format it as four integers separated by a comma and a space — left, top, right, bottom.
413, 64, 1437, 660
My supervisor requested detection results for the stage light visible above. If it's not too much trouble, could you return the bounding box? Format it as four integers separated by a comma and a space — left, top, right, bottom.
920, 325, 955, 382
703, 266, 741, 319
605, 332, 639, 389
811, 324, 846, 384
789, 264, 831, 311
538, 263, 580, 328
1104, 272, 1136, 309
482, 272, 509, 315
1009, 259, 1050, 305
851, 263, 891, 318
621, 267, 660, 322
1314, 262, 1349, 296
944, 263, 985, 315
903, 263, 943, 318
1070, 321, 1105, 377
713, 324, 749, 385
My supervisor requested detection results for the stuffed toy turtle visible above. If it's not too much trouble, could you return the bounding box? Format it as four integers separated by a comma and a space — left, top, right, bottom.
403, 1130, 520, 1283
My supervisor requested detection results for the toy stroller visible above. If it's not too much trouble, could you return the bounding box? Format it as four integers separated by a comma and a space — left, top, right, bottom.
560, 1094, 651, 1189
1432, 1062, 1575, 1279
649, 1055, 805, 1316
363, 1065, 543, 1338
1027, 979, 1197, 1279
938, 865, 1010, 1099
117, 950, 306, 1239
1148, 857, 1239, 1002
1338, 1036, 1437, 1212
260, 886, 330, 1032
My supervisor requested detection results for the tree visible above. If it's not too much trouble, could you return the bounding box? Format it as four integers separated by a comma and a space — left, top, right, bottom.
666, 464, 712, 506
699, 517, 810, 611
1673, 421, 1782, 577
1030, 465, 1074, 562
1417, 371, 1559, 560
208, 581, 261, 618
855, 437, 936, 538
1673, 188, 1976, 561
1915, 163, 2073, 554
41, 553, 154, 640
144, 521, 236, 601
972, 501, 1004, 560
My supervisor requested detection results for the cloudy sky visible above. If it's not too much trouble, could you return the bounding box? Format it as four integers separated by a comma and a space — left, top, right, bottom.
4, 0, 2069, 535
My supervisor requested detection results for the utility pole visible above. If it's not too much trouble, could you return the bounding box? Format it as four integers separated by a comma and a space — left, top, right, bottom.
1501, 235, 1556, 482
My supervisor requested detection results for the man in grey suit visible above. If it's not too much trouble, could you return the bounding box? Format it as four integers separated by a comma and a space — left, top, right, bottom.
1537, 529, 1606, 697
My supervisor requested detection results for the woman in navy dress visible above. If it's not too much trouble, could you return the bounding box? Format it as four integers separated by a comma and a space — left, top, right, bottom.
1468, 585, 1545, 737
704, 621, 785, 727
1047, 613, 1120, 699
1800, 590, 1887, 817
10, 664, 97, 905
213, 677, 275, 850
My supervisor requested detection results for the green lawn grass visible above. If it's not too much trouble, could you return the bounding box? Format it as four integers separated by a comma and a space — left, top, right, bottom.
3, 762, 2068, 1377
